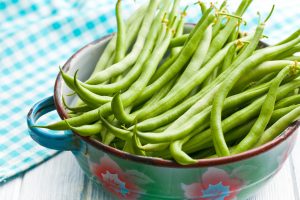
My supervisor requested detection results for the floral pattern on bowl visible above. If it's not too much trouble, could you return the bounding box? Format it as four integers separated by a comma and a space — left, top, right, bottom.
181, 167, 243, 200
91, 155, 153, 200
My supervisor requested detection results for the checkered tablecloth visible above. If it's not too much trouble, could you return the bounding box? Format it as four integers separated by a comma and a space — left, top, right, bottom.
0, 0, 299, 182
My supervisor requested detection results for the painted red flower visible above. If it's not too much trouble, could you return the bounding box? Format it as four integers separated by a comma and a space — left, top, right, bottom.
92, 155, 140, 200
182, 168, 243, 200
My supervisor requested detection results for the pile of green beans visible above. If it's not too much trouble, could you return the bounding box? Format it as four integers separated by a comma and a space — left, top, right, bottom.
36, 0, 300, 165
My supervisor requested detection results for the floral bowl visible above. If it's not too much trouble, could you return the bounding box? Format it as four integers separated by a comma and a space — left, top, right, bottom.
27, 25, 300, 200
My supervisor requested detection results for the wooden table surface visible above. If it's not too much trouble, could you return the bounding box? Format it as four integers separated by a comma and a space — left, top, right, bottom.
1, 130, 299, 200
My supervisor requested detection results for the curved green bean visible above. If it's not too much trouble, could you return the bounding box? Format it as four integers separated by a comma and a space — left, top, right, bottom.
86, 0, 161, 84
234, 60, 297, 92
91, 5, 146, 75
65, 121, 102, 137
181, 78, 300, 156
211, 29, 300, 157
255, 105, 300, 146
136, 31, 231, 122
169, 34, 189, 48
114, 0, 126, 63
203, 0, 252, 64
270, 104, 300, 124
232, 67, 291, 154
275, 94, 300, 109
99, 113, 133, 141
73, 71, 111, 107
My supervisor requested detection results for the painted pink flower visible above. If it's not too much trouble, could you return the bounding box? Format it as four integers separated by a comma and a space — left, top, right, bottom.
182, 168, 243, 200
92, 155, 140, 200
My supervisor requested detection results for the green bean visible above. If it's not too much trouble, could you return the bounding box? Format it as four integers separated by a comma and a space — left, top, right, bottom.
156, 100, 293, 160
114, 0, 126, 63
171, 6, 187, 56
99, 113, 133, 141
108, 12, 214, 123
169, 0, 180, 21
203, 0, 252, 64
60, 33, 250, 133
111, 11, 144, 63
270, 104, 300, 124
102, 131, 114, 145
135, 75, 178, 111
212, 0, 227, 38
275, 94, 300, 109
137, 109, 210, 143
180, 78, 300, 155
232, 67, 291, 154
73, 71, 111, 107
255, 105, 300, 146
170, 136, 197, 165
221, 42, 238, 72
111, 92, 132, 125
132, 87, 218, 132
196, 1, 207, 14
169, 34, 189, 48
133, 32, 254, 128
136, 33, 231, 122
130, 36, 253, 131
65, 121, 102, 137
245, 73, 277, 91
171, 25, 212, 90
86, 0, 161, 84
34, 107, 99, 130
111, 19, 178, 124
67, 112, 82, 118
123, 140, 135, 154
136, 142, 169, 152
62, 2, 170, 95
171, 119, 251, 164
277, 44, 300, 59
137, 79, 271, 143
221, 120, 255, 146
212, 15, 226, 38
149, 56, 177, 84
234, 60, 298, 92
201, 33, 254, 89
211, 29, 300, 157
91, 5, 146, 75
131, 127, 146, 156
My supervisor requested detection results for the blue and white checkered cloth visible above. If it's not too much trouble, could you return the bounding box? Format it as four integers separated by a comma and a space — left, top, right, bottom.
0, 0, 299, 182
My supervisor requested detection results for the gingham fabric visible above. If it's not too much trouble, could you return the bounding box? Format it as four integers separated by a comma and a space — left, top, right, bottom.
0, 0, 299, 182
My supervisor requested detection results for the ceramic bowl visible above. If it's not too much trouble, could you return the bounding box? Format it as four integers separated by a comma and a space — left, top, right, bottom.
27, 25, 300, 200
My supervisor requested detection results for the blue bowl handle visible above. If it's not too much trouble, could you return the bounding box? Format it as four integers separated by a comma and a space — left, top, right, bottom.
27, 96, 80, 151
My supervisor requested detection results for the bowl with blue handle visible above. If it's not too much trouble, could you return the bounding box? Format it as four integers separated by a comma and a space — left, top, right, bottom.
27, 24, 300, 200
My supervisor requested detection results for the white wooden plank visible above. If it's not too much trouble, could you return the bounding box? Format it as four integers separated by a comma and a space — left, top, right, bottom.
19, 152, 85, 200
249, 157, 296, 200
291, 129, 300, 198
0, 175, 23, 200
